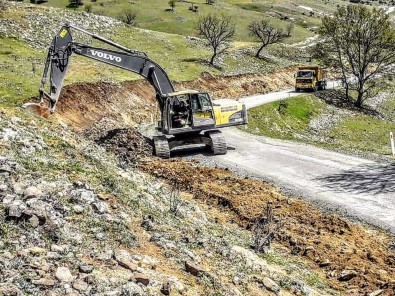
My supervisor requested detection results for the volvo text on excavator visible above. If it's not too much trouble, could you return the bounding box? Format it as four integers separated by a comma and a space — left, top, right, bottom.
26, 24, 247, 158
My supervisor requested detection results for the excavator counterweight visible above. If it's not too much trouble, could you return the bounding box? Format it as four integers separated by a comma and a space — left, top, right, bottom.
25, 24, 247, 158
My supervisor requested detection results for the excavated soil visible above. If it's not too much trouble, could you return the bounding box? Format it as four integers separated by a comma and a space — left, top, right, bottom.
84, 121, 395, 295
95, 128, 152, 165
32, 69, 296, 131
142, 159, 395, 295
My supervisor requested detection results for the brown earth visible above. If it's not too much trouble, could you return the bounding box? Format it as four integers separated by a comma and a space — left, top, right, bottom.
141, 159, 395, 295
38, 68, 296, 131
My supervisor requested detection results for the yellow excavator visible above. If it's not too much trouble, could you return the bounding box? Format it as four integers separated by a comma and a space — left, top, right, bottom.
24, 24, 247, 158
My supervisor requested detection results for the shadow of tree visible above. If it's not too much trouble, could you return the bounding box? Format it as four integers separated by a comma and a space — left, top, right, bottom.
314, 90, 382, 118
316, 162, 395, 195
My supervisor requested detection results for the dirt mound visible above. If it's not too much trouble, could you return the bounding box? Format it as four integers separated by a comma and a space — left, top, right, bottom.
177, 67, 296, 99
142, 159, 395, 295
53, 80, 157, 131
83, 118, 153, 165
96, 128, 153, 165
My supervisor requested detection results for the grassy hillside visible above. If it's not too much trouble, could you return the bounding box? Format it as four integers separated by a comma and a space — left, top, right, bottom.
0, 2, 282, 108
37, 0, 395, 42
38, 0, 324, 42
244, 91, 395, 158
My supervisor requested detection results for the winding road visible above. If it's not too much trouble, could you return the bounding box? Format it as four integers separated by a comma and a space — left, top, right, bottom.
210, 84, 395, 233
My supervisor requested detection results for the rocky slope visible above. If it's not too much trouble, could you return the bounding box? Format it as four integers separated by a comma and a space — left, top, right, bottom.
0, 107, 341, 295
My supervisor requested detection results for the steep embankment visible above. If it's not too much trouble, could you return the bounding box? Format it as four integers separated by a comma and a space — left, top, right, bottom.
44, 68, 295, 131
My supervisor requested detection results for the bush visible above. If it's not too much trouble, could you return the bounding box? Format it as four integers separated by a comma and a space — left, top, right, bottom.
119, 10, 137, 26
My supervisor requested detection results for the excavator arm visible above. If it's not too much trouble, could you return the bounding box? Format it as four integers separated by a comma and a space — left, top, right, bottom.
38, 24, 175, 112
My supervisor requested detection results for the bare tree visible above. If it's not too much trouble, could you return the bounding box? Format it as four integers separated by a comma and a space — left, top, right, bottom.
248, 20, 286, 58
119, 10, 137, 26
197, 14, 235, 66
314, 5, 395, 108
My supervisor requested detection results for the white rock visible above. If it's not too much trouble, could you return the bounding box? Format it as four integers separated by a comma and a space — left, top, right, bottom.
24, 186, 43, 199
55, 266, 74, 283
92, 201, 108, 214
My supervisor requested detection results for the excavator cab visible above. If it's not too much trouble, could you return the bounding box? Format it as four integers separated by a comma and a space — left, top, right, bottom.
163, 90, 216, 134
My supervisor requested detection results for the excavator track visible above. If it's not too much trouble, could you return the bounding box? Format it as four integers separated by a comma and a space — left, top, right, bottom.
207, 131, 227, 155
153, 136, 170, 159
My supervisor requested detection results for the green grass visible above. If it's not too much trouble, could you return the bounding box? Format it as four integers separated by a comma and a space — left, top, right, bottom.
245, 95, 326, 140
243, 93, 395, 157
0, 38, 44, 107
327, 115, 395, 156
261, 251, 335, 293
36, 0, 322, 43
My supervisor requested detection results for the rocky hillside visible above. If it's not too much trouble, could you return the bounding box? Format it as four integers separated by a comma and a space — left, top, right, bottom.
0, 106, 341, 295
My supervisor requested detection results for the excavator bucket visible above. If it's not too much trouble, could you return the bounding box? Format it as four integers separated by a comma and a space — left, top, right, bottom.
22, 102, 51, 118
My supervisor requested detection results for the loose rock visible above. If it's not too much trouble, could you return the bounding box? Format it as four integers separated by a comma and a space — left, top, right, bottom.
32, 277, 55, 287
161, 280, 171, 295
92, 201, 108, 214
368, 290, 383, 296
185, 261, 205, 277
23, 186, 43, 199
55, 266, 74, 283
319, 259, 331, 267
72, 279, 89, 292
132, 273, 150, 286
79, 265, 94, 273
7, 200, 26, 218
338, 269, 357, 281
261, 277, 280, 294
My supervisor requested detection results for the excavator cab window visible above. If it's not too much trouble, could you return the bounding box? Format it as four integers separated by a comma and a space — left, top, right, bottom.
169, 95, 191, 129
167, 93, 215, 130
190, 93, 215, 128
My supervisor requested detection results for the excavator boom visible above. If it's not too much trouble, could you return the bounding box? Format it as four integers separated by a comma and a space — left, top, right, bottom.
36, 24, 174, 112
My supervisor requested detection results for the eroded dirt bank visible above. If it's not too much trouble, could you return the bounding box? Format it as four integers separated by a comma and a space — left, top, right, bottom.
142, 159, 395, 295
50, 69, 296, 131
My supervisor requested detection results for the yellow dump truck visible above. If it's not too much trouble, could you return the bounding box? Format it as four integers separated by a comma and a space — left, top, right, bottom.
295, 67, 327, 92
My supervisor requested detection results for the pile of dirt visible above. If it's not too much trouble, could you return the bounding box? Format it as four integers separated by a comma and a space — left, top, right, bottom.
53, 80, 157, 131
96, 128, 153, 165
142, 158, 395, 295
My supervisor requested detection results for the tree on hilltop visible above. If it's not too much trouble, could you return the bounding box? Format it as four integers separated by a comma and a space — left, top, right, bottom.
314, 5, 395, 108
248, 20, 287, 58
197, 14, 235, 66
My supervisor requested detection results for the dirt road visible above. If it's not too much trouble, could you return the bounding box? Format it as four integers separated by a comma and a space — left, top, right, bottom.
213, 128, 395, 233
239, 80, 342, 108
202, 83, 395, 233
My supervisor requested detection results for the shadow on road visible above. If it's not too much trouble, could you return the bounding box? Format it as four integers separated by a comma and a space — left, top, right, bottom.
316, 162, 395, 195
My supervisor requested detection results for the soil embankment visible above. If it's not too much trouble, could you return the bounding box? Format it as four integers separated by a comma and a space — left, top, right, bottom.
49, 69, 295, 131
